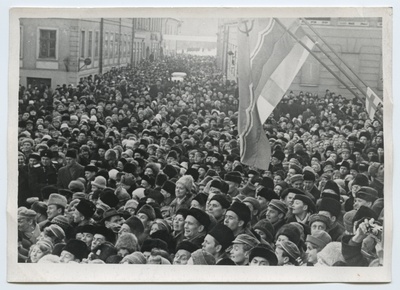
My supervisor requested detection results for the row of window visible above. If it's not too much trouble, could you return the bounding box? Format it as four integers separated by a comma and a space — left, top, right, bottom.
81, 30, 133, 60
27, 28, 151, 62
135, 18, 163, 32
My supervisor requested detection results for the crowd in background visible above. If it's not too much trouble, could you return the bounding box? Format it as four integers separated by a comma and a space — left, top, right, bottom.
17, 54, 384, 266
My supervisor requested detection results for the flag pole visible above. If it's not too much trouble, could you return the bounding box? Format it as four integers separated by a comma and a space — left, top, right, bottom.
273, 18, 382, 123
299, 18, 383, 120
301, 18, 371, 90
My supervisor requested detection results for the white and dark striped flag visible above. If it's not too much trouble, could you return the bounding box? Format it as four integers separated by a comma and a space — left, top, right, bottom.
366, 87, 382, 120
237, 18, 314, 170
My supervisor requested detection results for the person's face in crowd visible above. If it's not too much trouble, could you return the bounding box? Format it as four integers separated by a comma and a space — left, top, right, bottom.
311, 221, 328, 234
175, 183, 187, 199
85, 171, 96, 181
18, 155, 25, 166
305, 242, 318, 264
137, 213, 150, 228
230, 243, 248, 265
291, 180, 303, 189
30, 244, 46, 263
173, 249, 191, 265
60, 250, 76, 263
91, 234, 106, 250
47, 204, 62, 220
207, 200, 226, 220
65, 157, 76, 167
190, 200, 204, 211
292, 199, 307, 216
198, 167, 206, 179
353, 197, 371, 211
184, 215, 202, 239
273, 175, 282, 185
21, 141, 32, 152
105, 214, 123, 228
22, 112, 30, 120
173, 214, 185, 233
98, 148, 106, 157
339, 166, 348, 176
202, 234, 219, 256
224, 210, 241, 232
250, 256, 270, 266
72, 208, 85, 223
78, 232, 94, 247
303, 180, 314, 191
18, 216, 33, 232
284, 192, 297, 208
150, 223, 161, 235
274, 185, 283, 196
359, 136, 368, 144
342, 150, 350, 160
287, 168, 296, 179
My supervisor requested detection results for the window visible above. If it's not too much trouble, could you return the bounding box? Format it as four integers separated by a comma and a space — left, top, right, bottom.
88, 31, 93, 58
104, 32, 108, 58
127, 35, 131, 57
20, 26, 23, 59
110, 33, 114, 58
95, 31, 99, 57
39, 29, 56, 59
80, 31, 85, 58
123, 35, 127, 57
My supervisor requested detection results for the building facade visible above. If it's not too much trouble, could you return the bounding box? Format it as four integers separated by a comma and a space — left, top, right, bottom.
217, 18, 383, 98
19, 18, 173, 88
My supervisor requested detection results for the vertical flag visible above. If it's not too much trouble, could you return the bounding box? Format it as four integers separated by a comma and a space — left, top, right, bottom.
237, 18, 314, 170
366, 87, 382, 120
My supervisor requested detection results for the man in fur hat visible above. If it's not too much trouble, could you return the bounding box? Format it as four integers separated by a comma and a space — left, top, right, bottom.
57, 149, 85, 189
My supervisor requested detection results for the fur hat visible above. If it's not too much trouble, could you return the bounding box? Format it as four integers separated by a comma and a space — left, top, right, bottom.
293, 194, 316, 214
318, 197, 342, 218
276, 224, 301, 246
121, 251, 147, 264
191, 249, 216, 265
249, 244, 278, 265
253, 219, 275, 243
62, 239, 88, 261
175, 240, 199, 254
227, 202, 251, 225
75, 199, 96, 219
356, 186, 379, 203
65, 149, 78, 159
137, 204, 156, 221
92, 176, 107, 189
368, 162, 381, 177
48, 194, 67, 208
99, 190, 119, 208
256, 188, 279, 201
352, 174, 369, 187
68, 180, 85, 192
161, 180, 176, 196
163, 164, 178, 179
176, 175, 194, 192
124, 216, 144, 235
209, 194, 230, 209
224, 171, 242, 185
208, 223, 235, 251
115, 233, 138, 253
187, 208, 211, 229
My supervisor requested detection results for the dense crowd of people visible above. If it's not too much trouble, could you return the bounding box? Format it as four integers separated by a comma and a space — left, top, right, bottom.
17, 54, 384, 266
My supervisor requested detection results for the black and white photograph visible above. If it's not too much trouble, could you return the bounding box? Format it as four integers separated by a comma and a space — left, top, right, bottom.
6, 6, 393, 283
